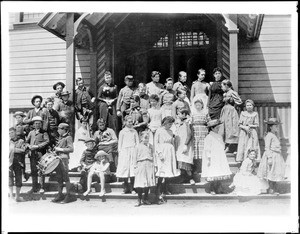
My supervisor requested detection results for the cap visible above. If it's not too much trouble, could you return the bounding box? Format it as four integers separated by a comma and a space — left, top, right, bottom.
85, 138, 96, 144
58, 123, 70, 130
31, 116, 43, 123
264, 117, 282, 125
61, 91, 71, 96
94, 150, 109, 160
31, 95, 43, 106
13, 111, 26, 118
53, 82, 66, 90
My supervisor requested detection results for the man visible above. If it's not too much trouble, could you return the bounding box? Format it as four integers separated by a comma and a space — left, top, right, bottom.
25, 116, 49, 194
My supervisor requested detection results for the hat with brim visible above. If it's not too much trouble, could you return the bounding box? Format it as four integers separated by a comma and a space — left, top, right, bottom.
53, 82, 66, 90
61, 91, 71, 96
58, 123, 70, 130
264, 117, 282, 125
94, 150, 109, 160
85, 138, 96, 144
31, 116, 43, 123
31, 95, 43, 106
207, 119, 222, 128
13, 111, 26, 118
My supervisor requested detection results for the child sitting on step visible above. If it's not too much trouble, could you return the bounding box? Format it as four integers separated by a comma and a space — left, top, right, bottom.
83, 150, 110, 197
229, 148, 269, 196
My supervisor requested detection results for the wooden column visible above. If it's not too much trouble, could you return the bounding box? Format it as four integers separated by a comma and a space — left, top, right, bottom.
65, 13, 75, 99
169, 27, 175, 79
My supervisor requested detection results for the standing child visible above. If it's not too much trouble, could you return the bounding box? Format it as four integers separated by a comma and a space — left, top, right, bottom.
51, 123, 74, 204
219, 79, 242, 154
69, 119, 91, 171
160, 77, 176, 119
154, 116, 180, 203
9, 127, 26, 202
133, 131, 156, 207
147, 94, 163, 138
174, 109, 194, 184
236, 99, 261, 162
190, 68, 210, 112
116, 115, 139, 193
257, 118, 286, 195
172, 89, 191, 118
230, 149, 269, 196
83, 150, 110, 197
191, 98, 210, 179
202, 119, 232, 195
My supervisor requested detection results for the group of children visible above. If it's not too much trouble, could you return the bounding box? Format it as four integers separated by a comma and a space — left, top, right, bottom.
9, 67, 288, 206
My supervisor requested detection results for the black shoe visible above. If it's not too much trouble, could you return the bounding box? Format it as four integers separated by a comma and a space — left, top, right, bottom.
23, 173, 30, 182
26, 188, 39, 194
51, 193, 65, 203
60, 194, 75, 204
142, 199, 151, 205
135, 199, 142, 207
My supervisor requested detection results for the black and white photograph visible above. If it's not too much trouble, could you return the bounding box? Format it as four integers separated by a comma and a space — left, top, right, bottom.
1, 1, 298, 233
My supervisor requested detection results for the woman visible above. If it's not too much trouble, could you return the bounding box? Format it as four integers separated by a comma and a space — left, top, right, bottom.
207, 67, 225, 119
97, 71, 118, 133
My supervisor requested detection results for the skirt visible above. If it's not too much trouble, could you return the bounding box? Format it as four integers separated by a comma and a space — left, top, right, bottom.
233, 172, 269, 195
116, 147, 136, 178
192, 123, 208, 159
134, 159, 156, 188
69, 140, 85, 170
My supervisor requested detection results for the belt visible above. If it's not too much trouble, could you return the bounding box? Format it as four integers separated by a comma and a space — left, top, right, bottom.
78, 139, 86, 142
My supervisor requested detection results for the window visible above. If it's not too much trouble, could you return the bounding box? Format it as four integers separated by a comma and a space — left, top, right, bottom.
153, 34, 169, 48
19, 12, 45, 23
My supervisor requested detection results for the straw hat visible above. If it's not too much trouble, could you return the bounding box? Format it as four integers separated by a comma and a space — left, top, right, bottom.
13, 111, 26, 118
264, 117, 282, 125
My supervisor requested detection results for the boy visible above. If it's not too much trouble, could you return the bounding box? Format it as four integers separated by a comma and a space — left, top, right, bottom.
23, 95, 47, 130
79, 138, 98, 192
56, 91, 75, 138
25, 116, 49, 194
9, 127, 26, 202
51, 123, 74, 204
116, 75, 136, 122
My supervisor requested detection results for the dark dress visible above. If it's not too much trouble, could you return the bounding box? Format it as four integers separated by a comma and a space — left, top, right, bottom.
97, 83, 118, 133
208, 81, 224, 119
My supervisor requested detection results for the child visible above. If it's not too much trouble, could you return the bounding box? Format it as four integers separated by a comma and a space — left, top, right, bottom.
172, 89, 191, 117
56, 91, 75, 138
174, 109, 194, 184
257, 118, 286, 195
133, 131, 156, 206
9, 127, 26, 202
191, 98, 210, 179
116, 115, 139, 193
202, 119, 232, 195
219, 79, 242, 154
147, 94, 163, 137
69, 119, 91, 171
51, 123, 74, 204
236, 99, 261, 162
79, 138, 98, 192
94, 118, 118, 172
23, 95, 47, 131
146, 71, 165, 97
154, 116, 180, 204
25, 116, 50, 194
160, 77, 176, 119
116, 75, 136, 123
190, 68, 210, 111
135, 83, 150, 112
83, 150, 110, 197
230, 149, 269, 196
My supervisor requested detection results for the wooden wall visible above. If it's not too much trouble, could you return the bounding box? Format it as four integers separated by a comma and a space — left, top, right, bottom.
238, 15, 291, 103
9, 13, 91, 126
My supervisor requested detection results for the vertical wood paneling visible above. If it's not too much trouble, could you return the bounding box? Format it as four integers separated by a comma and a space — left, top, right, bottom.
96, 24, 107, 92
221, 21, 230, 79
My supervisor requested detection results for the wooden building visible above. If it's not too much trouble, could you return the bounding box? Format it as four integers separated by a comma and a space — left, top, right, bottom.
9, 12, 291, 158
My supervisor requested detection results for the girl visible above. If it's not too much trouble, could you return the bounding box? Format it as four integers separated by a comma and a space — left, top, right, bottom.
207, 67, 225, 119
147, 94, 163, 137
172, 89, 191, 118
191, 68, 210, 112
191, 98, 210, 179
219, 79, 242, 154
174, 109, 194, 184
202, 119, 232, 195
116, 115, 139, 193
83, 150, 110, 197
257, 118, 286, 195
154, 116, 180, 204
69, 119, 91, 171
230, 149, 269, 196
133, 131, 156, 207
236, 99, 261, 162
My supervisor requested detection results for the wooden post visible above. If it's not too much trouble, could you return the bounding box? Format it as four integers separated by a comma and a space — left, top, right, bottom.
169, 27, 175, 79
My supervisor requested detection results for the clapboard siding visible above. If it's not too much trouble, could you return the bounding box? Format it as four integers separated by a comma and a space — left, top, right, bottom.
9, 25, 91, 109
238, 15, 291, 103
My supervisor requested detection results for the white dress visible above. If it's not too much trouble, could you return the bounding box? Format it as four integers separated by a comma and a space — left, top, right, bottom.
116, 127, 139, 178
69, 126, 90, 170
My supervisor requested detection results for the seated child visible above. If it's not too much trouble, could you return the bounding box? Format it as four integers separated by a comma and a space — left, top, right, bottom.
230, 149, 269, 196
83, 150, 110, 197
